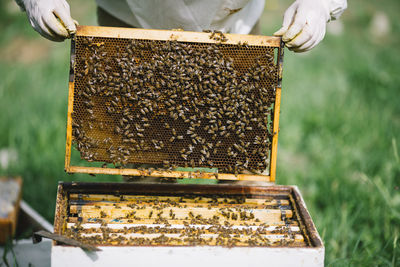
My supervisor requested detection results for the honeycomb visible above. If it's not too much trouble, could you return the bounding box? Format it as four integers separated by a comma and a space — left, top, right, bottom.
71, 34, 279, 174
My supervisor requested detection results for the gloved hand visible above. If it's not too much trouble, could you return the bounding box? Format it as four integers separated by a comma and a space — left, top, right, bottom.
16, 0, 77, 42
274, 0, 346, 52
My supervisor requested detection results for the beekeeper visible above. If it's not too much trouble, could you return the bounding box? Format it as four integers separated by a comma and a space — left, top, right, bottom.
15, 0, 347, 52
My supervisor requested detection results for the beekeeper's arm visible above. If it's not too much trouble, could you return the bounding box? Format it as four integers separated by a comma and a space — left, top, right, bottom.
15, 0, 77, 42
274, 0, 347, 52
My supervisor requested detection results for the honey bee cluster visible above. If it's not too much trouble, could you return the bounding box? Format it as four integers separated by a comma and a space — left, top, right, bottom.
65, 194, 303, 247
203, 30, 229, 42
72, 36, 278, 173
66, 224, 295, 247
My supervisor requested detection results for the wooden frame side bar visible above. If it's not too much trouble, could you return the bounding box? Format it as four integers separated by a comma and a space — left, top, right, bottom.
76, 25, 281, 47
269, 87, 281, 183
269, 42, 285, 182
64, 82, 74, 172
65, 37, 76, 172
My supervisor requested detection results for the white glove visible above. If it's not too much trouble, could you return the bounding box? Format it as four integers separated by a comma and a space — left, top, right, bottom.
274, 0, 347, 52
16, 0, 77, 42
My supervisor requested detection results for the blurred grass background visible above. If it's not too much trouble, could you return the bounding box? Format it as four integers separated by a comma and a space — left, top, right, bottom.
0, 0, 399, 266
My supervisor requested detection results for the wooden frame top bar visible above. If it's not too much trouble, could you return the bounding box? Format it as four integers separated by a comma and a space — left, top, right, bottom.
76, 25, 281, 47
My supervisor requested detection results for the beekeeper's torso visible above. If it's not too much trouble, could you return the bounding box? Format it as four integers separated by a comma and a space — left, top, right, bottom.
95, 0, 265, 34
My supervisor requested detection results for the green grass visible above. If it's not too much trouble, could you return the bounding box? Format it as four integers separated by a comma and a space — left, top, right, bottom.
1, 0, 399, 266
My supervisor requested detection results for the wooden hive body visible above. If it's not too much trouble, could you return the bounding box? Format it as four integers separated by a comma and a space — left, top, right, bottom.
53, 25, 324, 267
0, 177, 22, 244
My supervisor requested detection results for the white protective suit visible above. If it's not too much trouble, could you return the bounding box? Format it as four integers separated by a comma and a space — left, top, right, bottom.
95, 0, 346, 34
16, 0, 347, 52
95, 0, 265, 34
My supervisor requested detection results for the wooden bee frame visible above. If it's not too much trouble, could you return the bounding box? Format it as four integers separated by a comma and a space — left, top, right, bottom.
64, 26, 284, 183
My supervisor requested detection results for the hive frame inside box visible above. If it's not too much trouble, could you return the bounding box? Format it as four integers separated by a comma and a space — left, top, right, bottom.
64, 25, 284, 182
53, 183, 324, 267
56, 25, 324, 267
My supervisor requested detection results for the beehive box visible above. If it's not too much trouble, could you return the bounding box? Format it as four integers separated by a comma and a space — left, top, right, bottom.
0, 177, 22, 244
53, 25, 324, 266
